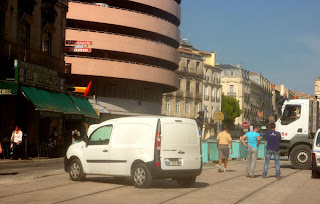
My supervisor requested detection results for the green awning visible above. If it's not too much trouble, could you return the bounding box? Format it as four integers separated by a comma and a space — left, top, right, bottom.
0, 81, 18, 95
69, 95, 99, 119
21, 86, 82, 117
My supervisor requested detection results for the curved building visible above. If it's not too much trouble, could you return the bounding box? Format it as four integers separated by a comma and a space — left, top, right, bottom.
65, 0, 181, 120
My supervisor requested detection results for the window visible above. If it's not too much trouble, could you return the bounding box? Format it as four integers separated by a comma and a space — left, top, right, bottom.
89, 125, 113, 145
186, 80, 190, 92
217, 73, 220, 83
196, 82, 200, 93
205, 69, 209, 80
41, 20, 52, 54
178, 79, 181, 89
166, 99, 170, 113
280, 105, 301, 125
185, 101, 190, 114
204, 86, 208, 100
231, 71, 234, 77
229, 85, 234, 96
211, 88, 215, 101
212, 72, 215, 83
196, 61, 200, 69
17, 10, 31, 48
176, 101, 180, 113
216, 88, 221, 102
195, 103, 199, 114
187, 60, 190, 67
0, 11, 4, 39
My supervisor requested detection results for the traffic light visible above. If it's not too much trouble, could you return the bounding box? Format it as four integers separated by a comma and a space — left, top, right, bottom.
196, 111, 204, 127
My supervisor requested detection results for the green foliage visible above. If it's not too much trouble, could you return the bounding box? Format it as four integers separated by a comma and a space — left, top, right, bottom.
221, 95, 242, 126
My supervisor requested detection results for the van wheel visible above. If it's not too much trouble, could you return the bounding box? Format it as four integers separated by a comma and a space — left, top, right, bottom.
290, 145, 311, 169
176, 176, 196, 188
132, 163, 152, 188
69, 158, 86, 181
311, 170, 320, 178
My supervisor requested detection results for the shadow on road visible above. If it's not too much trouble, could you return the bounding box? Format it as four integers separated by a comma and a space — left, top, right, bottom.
280, 164, 295, 169
0, 172, 18, 176
81, 176, 209, 189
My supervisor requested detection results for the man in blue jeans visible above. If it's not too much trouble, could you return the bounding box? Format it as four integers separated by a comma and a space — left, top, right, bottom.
263, 122, 281, 179
241, 125, 260, 178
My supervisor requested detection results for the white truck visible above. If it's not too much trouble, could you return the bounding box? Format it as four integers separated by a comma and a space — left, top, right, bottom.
275, 99, 319, 169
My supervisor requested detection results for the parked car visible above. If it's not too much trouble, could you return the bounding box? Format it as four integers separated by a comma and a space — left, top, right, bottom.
64, 116, 202, 188
312, 129, 320, 178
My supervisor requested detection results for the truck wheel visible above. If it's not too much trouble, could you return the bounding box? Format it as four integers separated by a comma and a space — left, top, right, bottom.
132, 163, 152, 188
290, 145, 311, 169
69, 158, 86, 181
311, 170, 320, 178
176, 176, 196, 188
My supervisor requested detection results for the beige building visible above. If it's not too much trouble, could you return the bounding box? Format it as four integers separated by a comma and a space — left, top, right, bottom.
249, 72, 273, 125
200, 51, 222, 138
218, 64, 250, 127
65, 0, 181, 120
218, 64, 273, 127
161, 40, 222, 138
162, 39, 203, 119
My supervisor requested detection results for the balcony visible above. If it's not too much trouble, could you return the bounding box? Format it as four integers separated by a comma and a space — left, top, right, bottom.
177, 67, 203, 77
227, 92, 236, 97
0, 39, 65, 74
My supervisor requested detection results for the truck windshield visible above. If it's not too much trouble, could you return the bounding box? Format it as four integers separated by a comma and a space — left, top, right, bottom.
280, 105, 301, 125
316, 132, 320, 147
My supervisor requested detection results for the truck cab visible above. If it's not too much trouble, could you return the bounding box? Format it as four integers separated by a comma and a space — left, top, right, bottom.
275, 99, 319, 169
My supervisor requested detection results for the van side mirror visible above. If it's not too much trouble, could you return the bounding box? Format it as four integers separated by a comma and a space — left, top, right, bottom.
83, 135, 88, 144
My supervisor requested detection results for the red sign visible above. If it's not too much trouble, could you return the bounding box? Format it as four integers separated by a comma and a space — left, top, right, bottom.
65, 47, 92, 52
65, 40, 92, 45
243, 122, 249, 129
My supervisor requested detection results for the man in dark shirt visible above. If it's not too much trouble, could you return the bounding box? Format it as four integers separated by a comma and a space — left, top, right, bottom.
262, 122, 281, 178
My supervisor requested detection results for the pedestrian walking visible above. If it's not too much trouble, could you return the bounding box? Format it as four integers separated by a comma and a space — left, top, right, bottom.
71, 129, 81, 144
10, 126, 23, 160
48, 127, 57, 150
217, 125, 233, 173
262, 122, 281, 178
241, 125, 260, 178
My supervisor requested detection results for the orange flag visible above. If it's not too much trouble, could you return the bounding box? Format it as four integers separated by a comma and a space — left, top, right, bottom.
84, 81, 92, 97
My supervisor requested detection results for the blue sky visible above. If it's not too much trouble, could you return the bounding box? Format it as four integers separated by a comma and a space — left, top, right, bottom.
179, 0, 320, 94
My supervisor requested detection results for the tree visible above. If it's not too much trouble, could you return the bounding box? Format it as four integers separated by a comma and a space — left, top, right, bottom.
221, 95, 242, 127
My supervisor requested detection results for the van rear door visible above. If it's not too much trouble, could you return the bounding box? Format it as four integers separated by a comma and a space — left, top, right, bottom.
160, 118, 201, 170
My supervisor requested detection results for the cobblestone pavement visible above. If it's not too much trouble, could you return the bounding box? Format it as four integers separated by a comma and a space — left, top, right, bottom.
0, 158, 319, 204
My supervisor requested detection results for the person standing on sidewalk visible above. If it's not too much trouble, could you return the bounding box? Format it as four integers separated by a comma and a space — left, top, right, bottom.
217, 125, 233, 173
10, 126, 23, 160
241, 125, 260, 178
262, 122, 281, 178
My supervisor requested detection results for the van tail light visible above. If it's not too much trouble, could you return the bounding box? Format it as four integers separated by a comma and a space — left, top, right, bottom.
312, 153, 316, 162
155, 119, 161, 168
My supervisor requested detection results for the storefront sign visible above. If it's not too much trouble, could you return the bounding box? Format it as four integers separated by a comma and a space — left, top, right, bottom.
0, 81, 19, 95
18, 61, 61, 91
65, 114, 83, 120
65, 47, 92, 52
65, 40, 92, 45
39, 111, 63, 118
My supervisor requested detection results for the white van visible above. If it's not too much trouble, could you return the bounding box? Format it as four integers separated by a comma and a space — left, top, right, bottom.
312, 129, 320, 178
64, 116, 202, 188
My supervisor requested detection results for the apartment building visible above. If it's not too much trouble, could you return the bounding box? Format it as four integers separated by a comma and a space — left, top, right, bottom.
200, 51, 222, 138
218, 64, 250, 127
65, 0, 181, 120
162, 39, 203, 119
